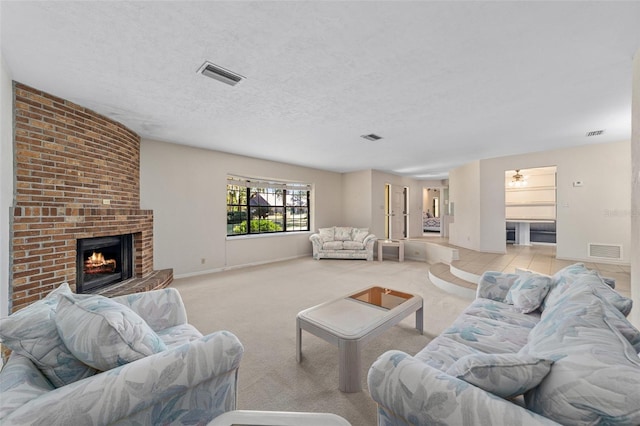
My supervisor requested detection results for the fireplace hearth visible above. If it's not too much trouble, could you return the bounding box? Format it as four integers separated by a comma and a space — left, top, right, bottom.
76, 235, 133, 293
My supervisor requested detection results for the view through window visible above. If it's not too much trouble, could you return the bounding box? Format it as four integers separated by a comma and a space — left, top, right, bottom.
226, 176, 310, 236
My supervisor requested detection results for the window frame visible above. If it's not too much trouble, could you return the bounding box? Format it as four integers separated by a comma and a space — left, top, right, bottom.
226, 176, 311, 237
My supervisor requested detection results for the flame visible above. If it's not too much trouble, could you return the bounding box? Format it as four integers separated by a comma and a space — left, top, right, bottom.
87, 252, 106, 266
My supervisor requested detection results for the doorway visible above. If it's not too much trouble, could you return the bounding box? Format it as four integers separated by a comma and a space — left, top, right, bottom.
385, 184, 408, 240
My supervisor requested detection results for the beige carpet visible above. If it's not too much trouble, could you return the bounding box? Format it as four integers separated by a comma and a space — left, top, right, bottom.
172, 258, 470, 426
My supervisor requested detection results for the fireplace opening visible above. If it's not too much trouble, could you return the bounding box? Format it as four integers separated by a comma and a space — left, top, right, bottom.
76, 234, 133, 293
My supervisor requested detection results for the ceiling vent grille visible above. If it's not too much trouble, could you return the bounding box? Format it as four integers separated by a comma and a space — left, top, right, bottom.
586, 129, 605, 137
361, 134, 383, 141
588, 243, 622, 260
197, 61, 244, 86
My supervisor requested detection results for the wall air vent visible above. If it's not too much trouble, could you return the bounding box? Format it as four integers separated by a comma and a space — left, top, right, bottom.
586, 129, 605, 137
361, 134, 383, 141
588, 243, 622, 260
197, 61, 244, 86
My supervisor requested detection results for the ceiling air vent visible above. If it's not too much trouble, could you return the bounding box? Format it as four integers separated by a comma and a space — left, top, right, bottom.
197, 61, 244, 86
586, 129, 605, 137
361, 134, 383, 141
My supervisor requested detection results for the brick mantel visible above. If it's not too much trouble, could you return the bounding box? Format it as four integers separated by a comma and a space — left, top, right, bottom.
10, 83, 157, 312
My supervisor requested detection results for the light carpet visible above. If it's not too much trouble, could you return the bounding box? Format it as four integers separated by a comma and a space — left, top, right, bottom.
172, 257, 471, 426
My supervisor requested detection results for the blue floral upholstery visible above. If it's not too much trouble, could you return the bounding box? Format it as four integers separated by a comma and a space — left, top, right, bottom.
445, 353, 553, 399
368, 263, 637, 426
505, 272, 552, 313
55, 292, 167, 371
0, 283, 96, 387
521, 285, 640, 424
309, 226, 376, 261
0, 286, 244, 425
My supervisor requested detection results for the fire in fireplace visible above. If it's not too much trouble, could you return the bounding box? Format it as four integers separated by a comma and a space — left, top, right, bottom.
76, 234, 133, 293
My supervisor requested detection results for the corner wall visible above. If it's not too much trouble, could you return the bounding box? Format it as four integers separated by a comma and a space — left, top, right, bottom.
0, 55, 13, 317
449, 160, 482, 250
631, 50, 639, 328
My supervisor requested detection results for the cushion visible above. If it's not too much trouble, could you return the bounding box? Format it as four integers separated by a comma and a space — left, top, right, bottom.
476, 271, 520, 302
343, 240, 365, 250
322, 241, 343, 250
505, 272, 552, 313
543, 268, 632, 316
351, 228, 369, 243
446, 353, 553, 399
55, 293, 167, 371
521, 290, 640, 424
334, 226, 353, 241
541, 277, 640, 352
0, 283, 97, 387
318, 227, 335, 242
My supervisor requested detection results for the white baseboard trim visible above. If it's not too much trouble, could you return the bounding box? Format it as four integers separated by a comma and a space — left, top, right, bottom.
174, 254, 310, 279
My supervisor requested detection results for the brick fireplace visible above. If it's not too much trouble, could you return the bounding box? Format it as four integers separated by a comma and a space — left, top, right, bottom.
10, 83, 170, 313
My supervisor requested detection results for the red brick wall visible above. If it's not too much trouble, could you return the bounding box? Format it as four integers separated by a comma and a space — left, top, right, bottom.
10, 83, 154, 313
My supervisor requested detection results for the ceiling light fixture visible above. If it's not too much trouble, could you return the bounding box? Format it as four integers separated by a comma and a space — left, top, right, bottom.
197, 61, 245, 86
508, 170, 527, 187
361, 134, 382, 141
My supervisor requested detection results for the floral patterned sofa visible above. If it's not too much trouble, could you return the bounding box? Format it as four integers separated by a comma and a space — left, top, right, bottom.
309, 226, 376, 261
368, 263, 640, 425
0, 284, 244, 425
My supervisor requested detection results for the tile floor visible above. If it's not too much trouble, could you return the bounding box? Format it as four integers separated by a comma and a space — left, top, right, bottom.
417, 236, 631, 297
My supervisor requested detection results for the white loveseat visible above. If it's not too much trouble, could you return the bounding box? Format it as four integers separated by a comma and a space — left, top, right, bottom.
0, 284, 244, 425
309, 226, 376, 261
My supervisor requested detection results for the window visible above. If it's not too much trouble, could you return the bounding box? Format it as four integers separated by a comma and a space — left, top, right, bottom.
226, 176, 310, 236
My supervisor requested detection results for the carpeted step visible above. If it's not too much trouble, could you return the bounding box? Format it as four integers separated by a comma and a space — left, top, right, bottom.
428, 262, 476, 299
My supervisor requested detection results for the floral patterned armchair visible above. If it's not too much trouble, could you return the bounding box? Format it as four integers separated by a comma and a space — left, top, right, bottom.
0, 286, 244, 425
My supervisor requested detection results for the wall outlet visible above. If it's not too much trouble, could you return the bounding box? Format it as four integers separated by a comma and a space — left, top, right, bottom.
102, 199, 110, 205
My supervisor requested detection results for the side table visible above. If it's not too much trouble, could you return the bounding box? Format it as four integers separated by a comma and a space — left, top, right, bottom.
377, 239, 404, 262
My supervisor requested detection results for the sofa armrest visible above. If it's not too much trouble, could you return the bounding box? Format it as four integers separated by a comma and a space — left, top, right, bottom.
476, 271, 520, 302
3, 331, 244, 426
309, 234, 323, 257
362, 234, 377, 248
0, 354, 55, 421
368, 350, 559, 426
111, 287, 188, 330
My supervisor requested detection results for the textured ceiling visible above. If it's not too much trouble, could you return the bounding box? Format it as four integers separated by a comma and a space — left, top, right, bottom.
2, 1, 640, 180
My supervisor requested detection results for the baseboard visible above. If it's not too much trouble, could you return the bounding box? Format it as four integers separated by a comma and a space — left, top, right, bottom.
174, 254, 310, 279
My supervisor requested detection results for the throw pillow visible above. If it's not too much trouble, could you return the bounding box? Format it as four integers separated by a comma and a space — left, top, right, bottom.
334, 226, 353, 241
505, 272, 552, 313
318, 227, 335, 242
55, 293, 167, 371
521, 293, 640, 425
446, 353, 553, 399
476, 271, 520, 302
0, 283, 97, 387
351, 228, 369, 243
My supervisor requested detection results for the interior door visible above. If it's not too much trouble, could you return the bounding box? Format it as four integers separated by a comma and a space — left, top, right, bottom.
391, 186, 407, 239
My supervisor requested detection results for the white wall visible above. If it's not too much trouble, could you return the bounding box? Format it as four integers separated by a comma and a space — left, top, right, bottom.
342, 170, 372, 228
631, 49, 639, 328
0, 56, 13, 316
449, 160, 482, 250
140, 139, 343, 277
450, 141, 632, 262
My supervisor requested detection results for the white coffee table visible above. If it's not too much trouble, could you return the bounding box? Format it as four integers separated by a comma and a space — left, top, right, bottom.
296, 286, 423, 392
208, 410, 351, 426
